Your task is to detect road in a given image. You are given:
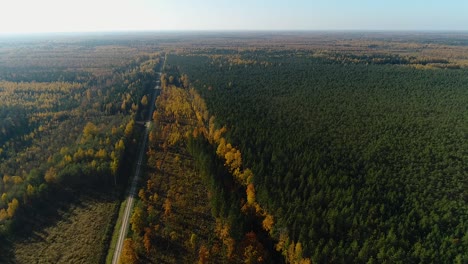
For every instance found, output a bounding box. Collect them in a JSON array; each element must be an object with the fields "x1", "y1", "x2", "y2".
[{"x1": 111, "y1": 59, "x2": 162, "y2": 264}]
